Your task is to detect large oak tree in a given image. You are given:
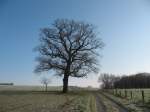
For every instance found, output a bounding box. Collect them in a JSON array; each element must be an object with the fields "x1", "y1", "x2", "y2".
[{"x1": 35, "y1": 19, "x2": 104, "y2": 93}]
